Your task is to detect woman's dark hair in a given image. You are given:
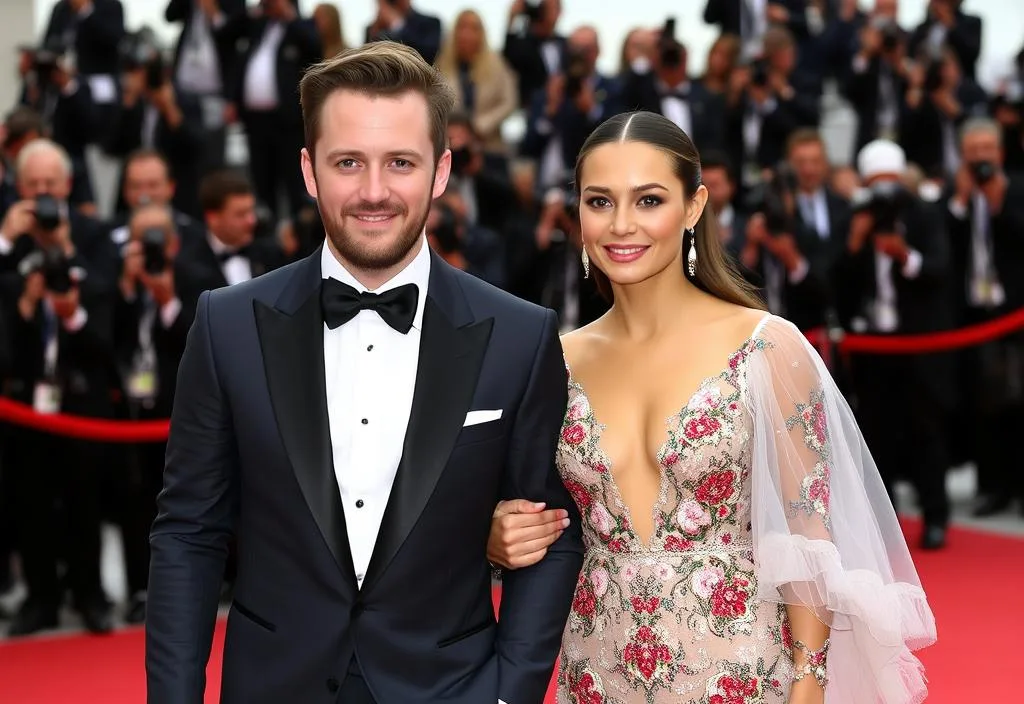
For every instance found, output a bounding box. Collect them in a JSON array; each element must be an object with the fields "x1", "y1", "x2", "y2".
[{"x1": 574, "y1": 111, "x2": 764, "y2": 309}]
